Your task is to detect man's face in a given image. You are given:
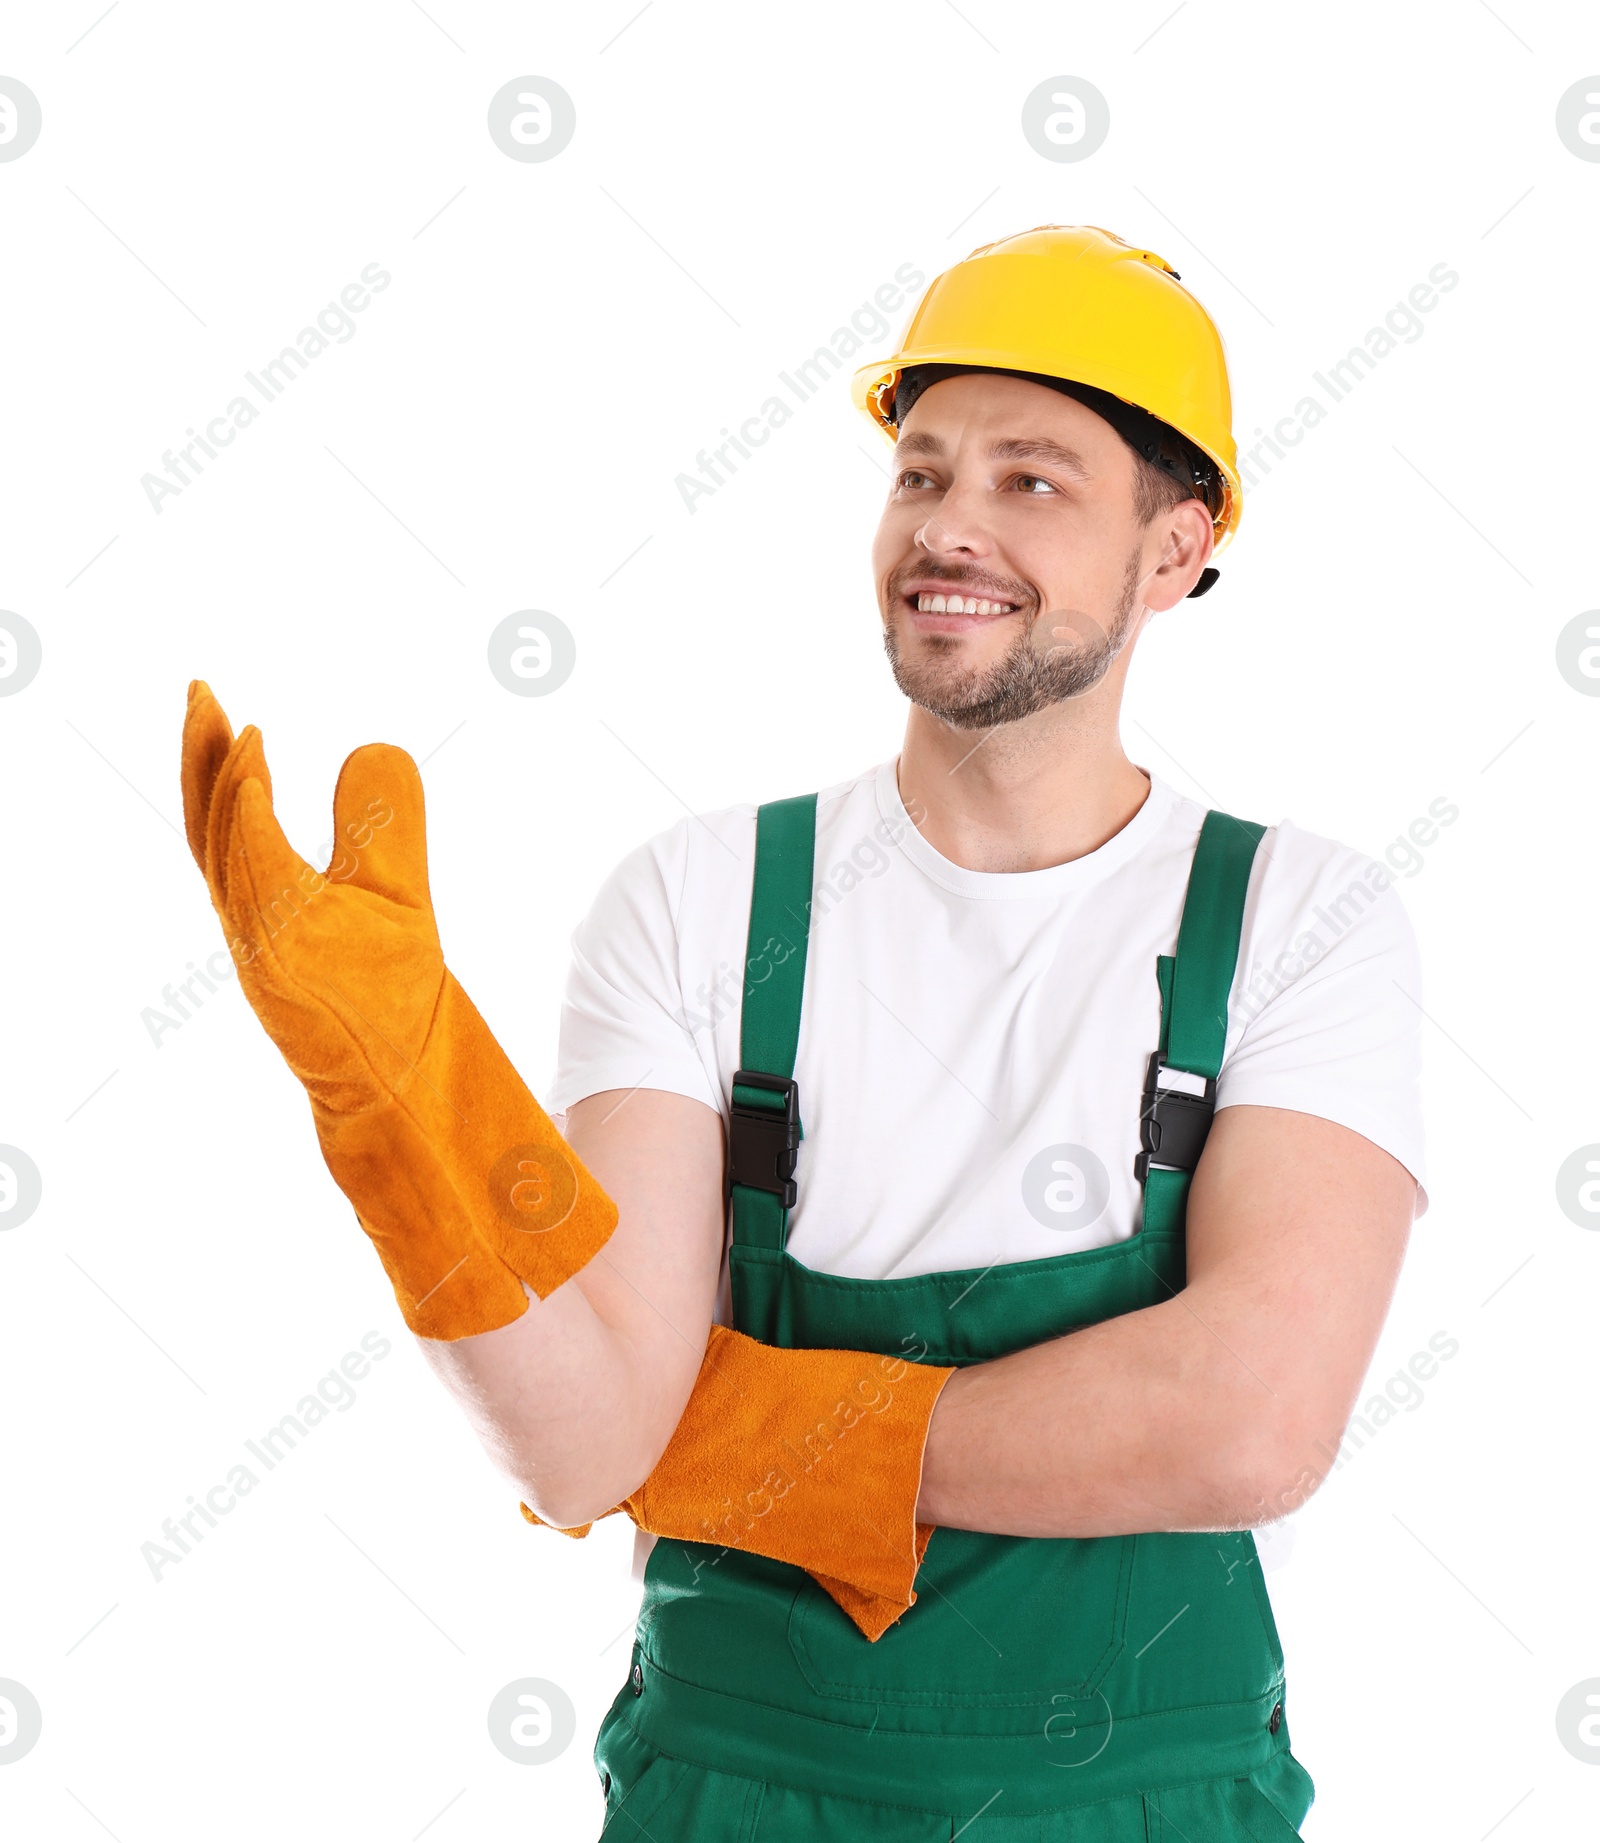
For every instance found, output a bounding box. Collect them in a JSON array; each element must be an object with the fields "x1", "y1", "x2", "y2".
[{"x1": 871, "y1": 372, "x2": 1162, "y2": 731}]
